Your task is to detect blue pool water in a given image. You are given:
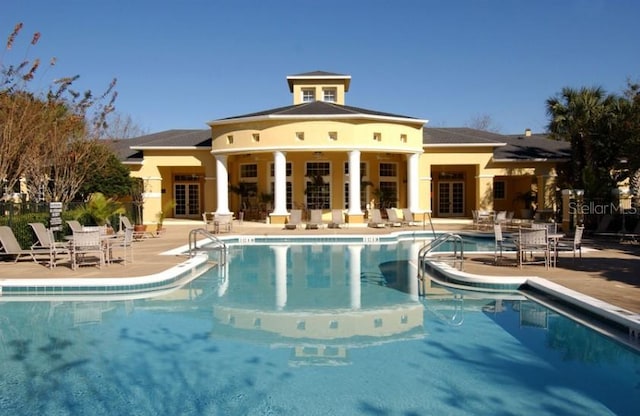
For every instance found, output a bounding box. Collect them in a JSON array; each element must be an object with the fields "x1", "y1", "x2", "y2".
[{"x1": 0, "y1": 240, "x2": 638, "y2": 415}]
